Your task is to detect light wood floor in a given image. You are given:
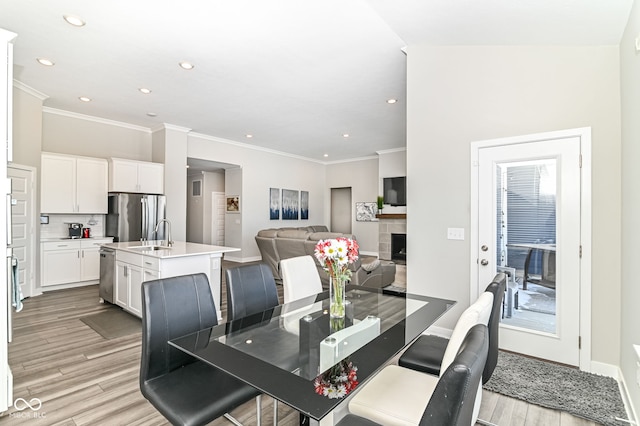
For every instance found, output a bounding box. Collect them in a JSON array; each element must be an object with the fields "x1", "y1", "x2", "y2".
[{"x1": 0, "y1": 272, "x2": 598, "y2": 425}]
